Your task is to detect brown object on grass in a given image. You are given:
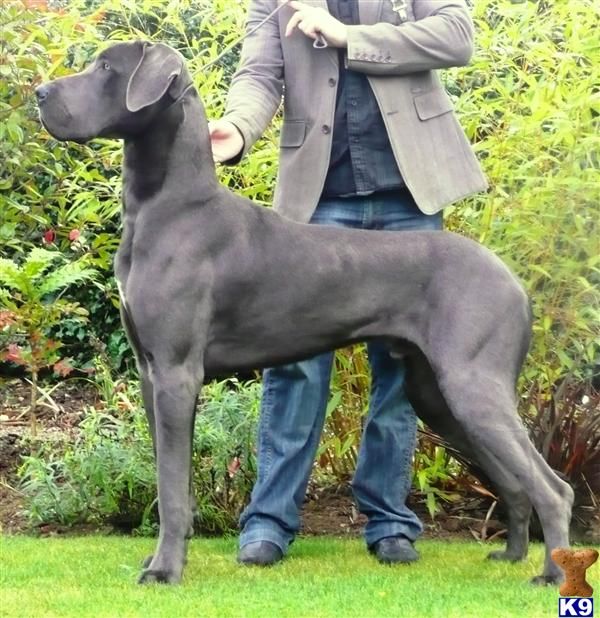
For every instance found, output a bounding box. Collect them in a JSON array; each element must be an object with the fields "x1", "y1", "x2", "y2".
[{"x1": 551, "y1": 547, "x2": 599, "y2": 597}]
